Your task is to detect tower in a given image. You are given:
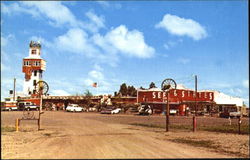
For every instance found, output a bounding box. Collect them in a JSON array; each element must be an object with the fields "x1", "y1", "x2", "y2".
[{"x1": 22, "y1": 41, "x2": 46, "y2": 96}]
